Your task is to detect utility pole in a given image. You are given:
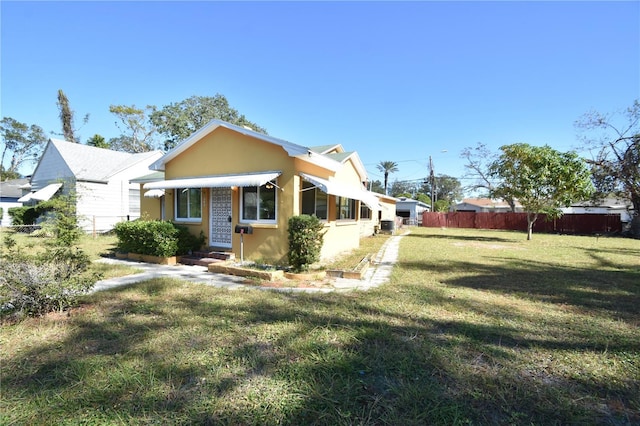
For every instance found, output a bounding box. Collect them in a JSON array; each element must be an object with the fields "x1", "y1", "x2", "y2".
[{"x1": 429, "y1": 155, "x2": 435, "y2": 211}]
